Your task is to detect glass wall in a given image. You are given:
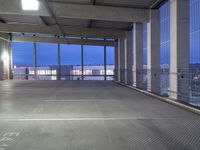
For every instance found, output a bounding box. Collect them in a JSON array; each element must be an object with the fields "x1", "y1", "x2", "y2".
[
  {"x1": 83, "y1": 45, "x2": 104, "y2": 80},
  {"x1": 12, "y1": 42, "x2": 34, "y2": 80},
  {"x1": 106, "y1": 46, "x2": 114, "y2": 80},
  {"x1": 12, "y1": 42, "x2": 114, "y2": 81},
  {"x1": 60, "y1": 44, "x2": 81, "y2": 80},
  {"x1": 189, "y1": 0, "x2": 200, "y2": 106},
  {"x1": 142, "y1": 23, "x2": 148, "y2": 90},
  {"x1": 143, "y1": 23, "x2": 147, "y2": 68},
  {"x1": 190, "y1": 0, "x2": 200, "y2": 64},
  {"x1": 35, "y1": 43, "x2": 58, "y2": 80},
  {"x1": 160, "y1": 1, "x2": 170, "y2": 67},
  {"x1": 160, "y1": 0, "x2": 170, "y2": 96},
  {"x1": 36, "y1": 43, "x2": 58, "y2": 67},
  {"x1": 12, "y1": 42, "x2": 34, "y2": 67}
]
